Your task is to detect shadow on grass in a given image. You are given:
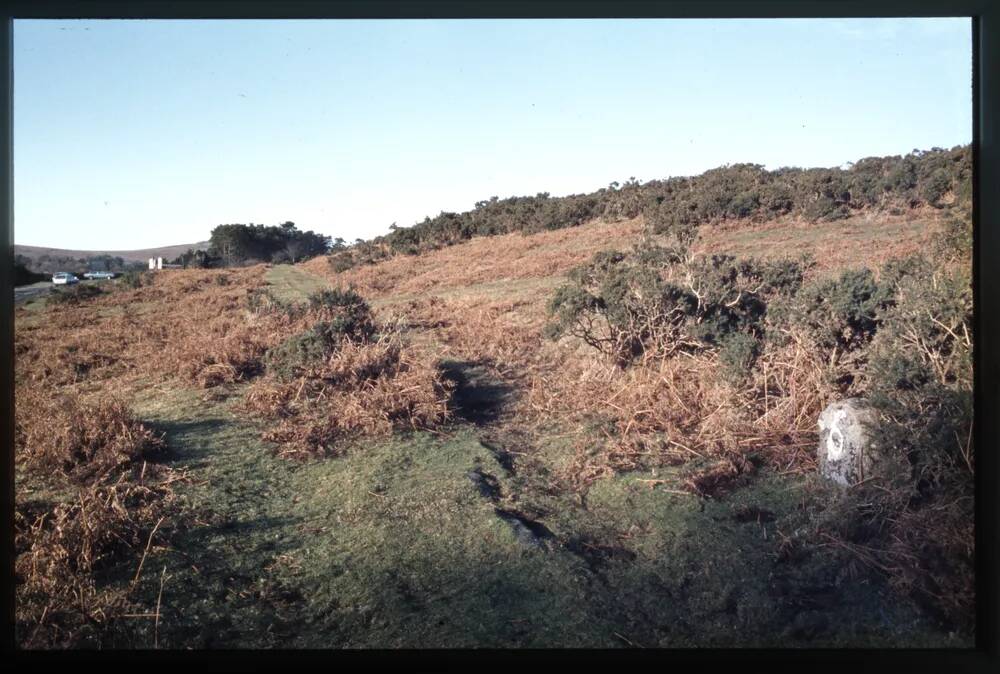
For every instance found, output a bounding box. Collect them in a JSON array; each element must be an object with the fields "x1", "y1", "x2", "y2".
[
  {"x1": 438, "y1": 359, "x2": 518, "y2": 426},
  {"x1": 128, "y1": 394, "x2": 964, "y2": 649}
]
